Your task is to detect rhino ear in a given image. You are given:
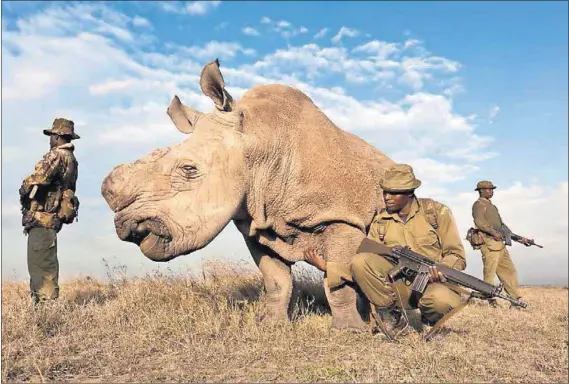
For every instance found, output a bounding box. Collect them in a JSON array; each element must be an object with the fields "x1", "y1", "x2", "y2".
[
  {"x1": 200, "y1": 58, "x2": 234, "y2": 112},
  {"x1": 167, "y1": 95, "x2": 203, "y2": 134}
]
